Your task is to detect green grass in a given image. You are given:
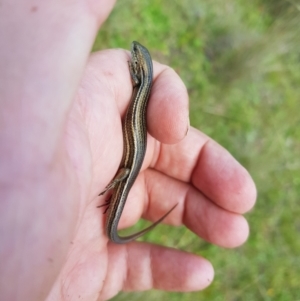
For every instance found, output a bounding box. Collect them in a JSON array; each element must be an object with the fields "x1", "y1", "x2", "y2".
[{"x1": 93, "y1": 0, "x2": 300, "y2": 300}]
